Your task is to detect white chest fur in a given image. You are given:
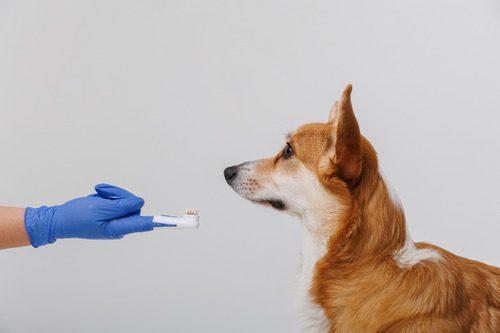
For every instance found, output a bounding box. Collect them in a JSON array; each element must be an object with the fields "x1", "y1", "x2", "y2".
[{"x1": 296, "y1": 223, "x2": 331, "y2": 333}]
